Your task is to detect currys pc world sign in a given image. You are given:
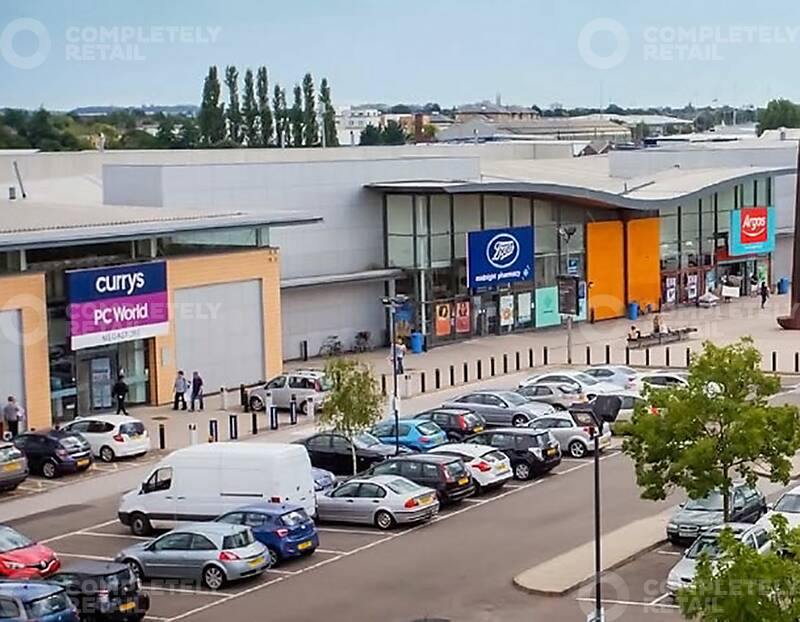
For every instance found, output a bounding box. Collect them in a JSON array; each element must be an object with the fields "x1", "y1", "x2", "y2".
[
  {"x1": 466, "y1": 226, "x2": 534, "y2": 289},
  {"x1": 67, "y1": 261, "x2": 169, "y2": 350},
  {"x1": 729, "y1": 207, "x2": 776, "y2": 256}
]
